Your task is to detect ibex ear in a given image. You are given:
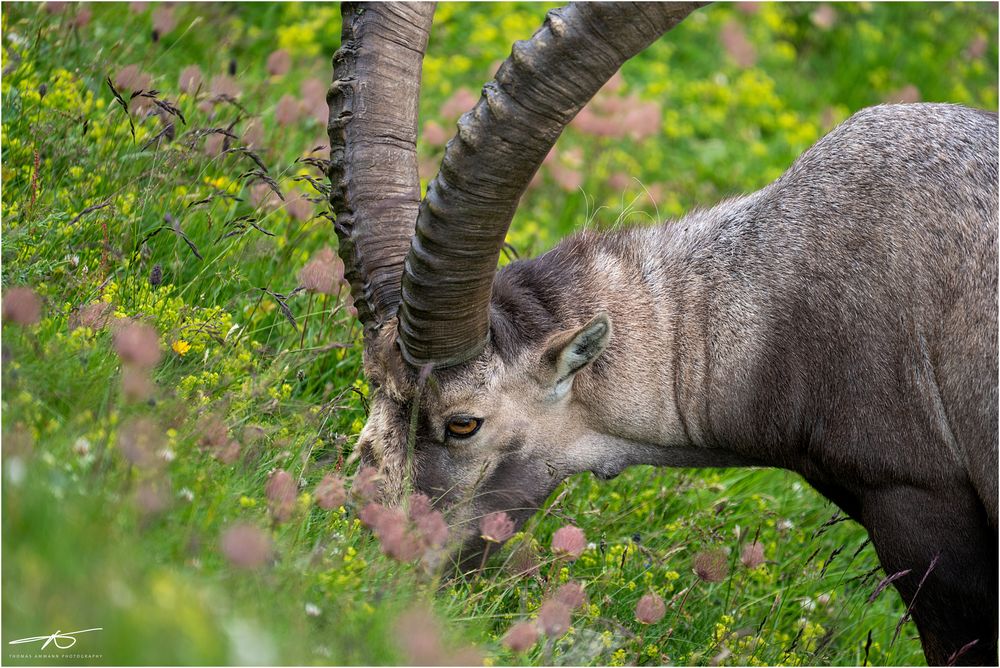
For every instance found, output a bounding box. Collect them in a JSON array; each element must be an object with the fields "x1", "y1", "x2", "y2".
[{"x1": 539, "y1": 313, "x2": 612, "y2": 399}]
